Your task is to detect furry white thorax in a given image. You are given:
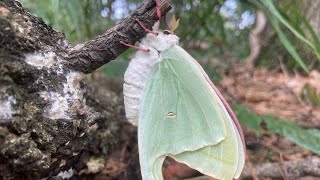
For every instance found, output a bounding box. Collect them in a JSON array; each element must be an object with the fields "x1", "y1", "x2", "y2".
[{"x1": 123, "y1": 29, "x2": 179, "y2": 126}]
